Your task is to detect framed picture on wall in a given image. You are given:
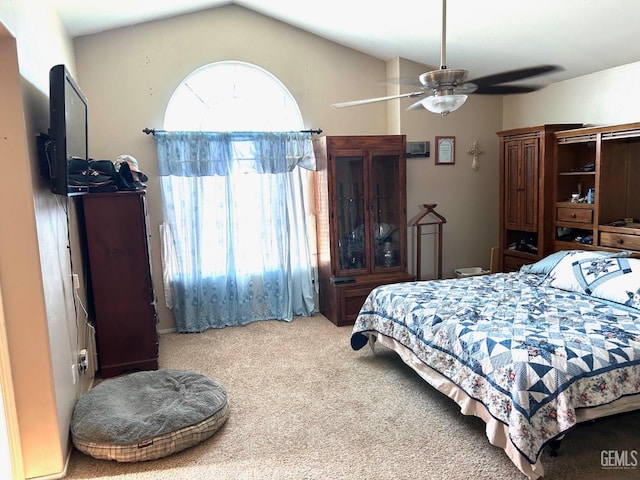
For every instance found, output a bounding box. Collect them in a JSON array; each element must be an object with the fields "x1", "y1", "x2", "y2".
[{"x1": 435, "y1": 136, "x2": 455, "y2": 165}]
